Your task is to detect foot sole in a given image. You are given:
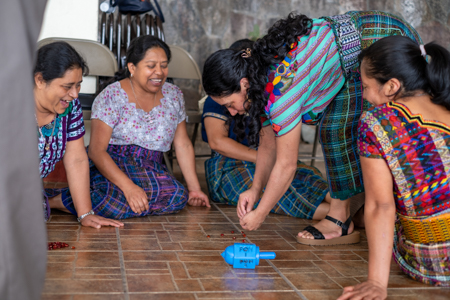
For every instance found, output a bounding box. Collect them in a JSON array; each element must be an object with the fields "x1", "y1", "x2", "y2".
[{"x1": 296, "y1": 231, "x2": 360, "y2": 246}]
